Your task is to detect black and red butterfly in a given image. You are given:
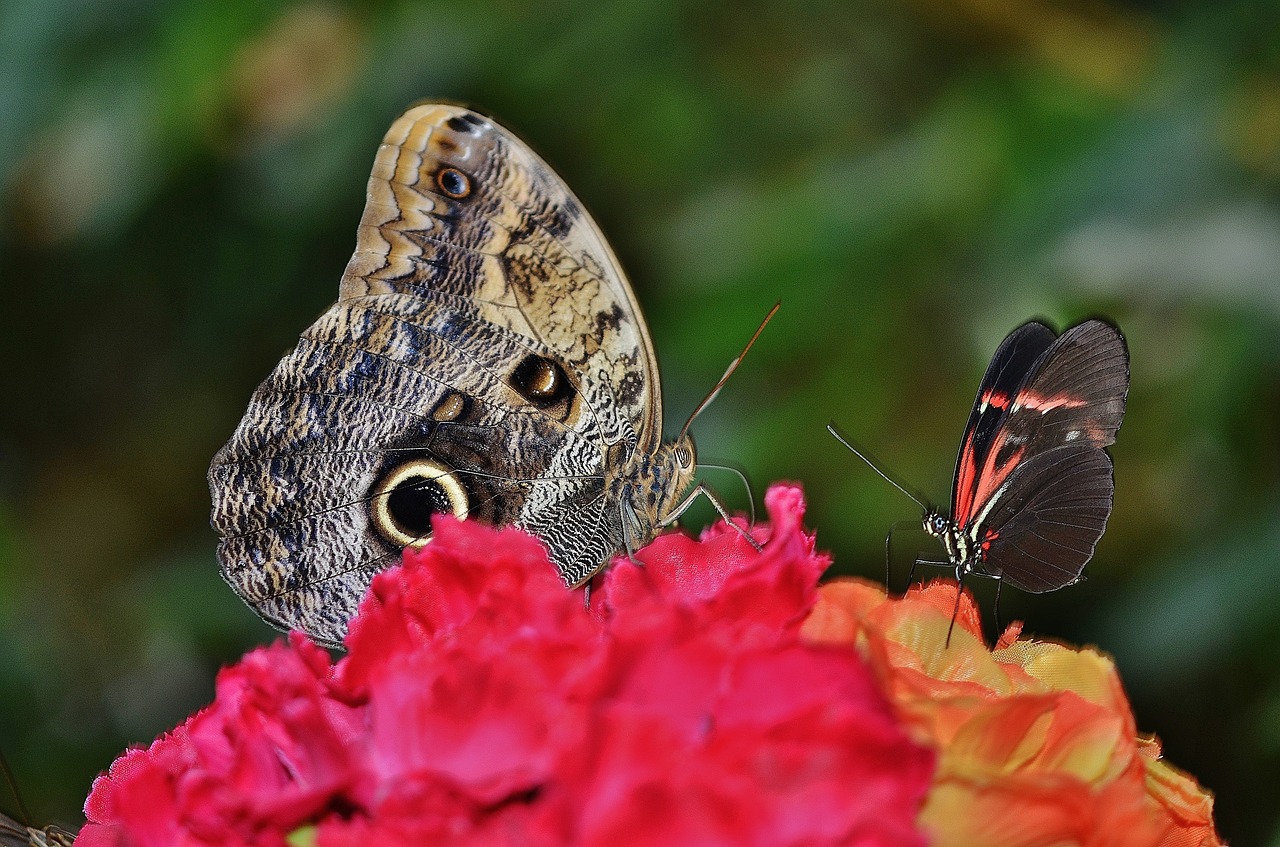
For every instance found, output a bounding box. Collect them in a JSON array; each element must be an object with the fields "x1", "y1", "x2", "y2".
[{"x1": 831, "y1": 318, "x2": 1129, "y2": 634}]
